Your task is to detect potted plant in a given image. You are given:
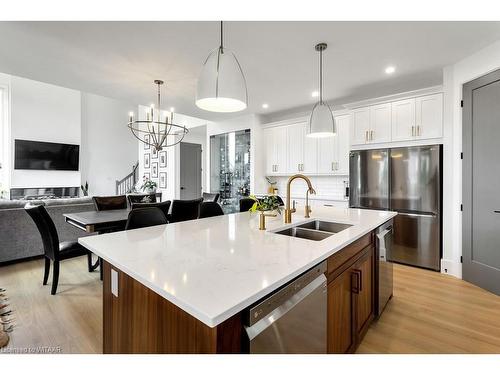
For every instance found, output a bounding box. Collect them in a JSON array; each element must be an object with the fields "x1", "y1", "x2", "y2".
[
  {"x1": 248, "y1": 195, "x2": 282, "y2": 230},
  {"x1": 141, "y1": 176, "x2": 157, "y2": 194}
]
